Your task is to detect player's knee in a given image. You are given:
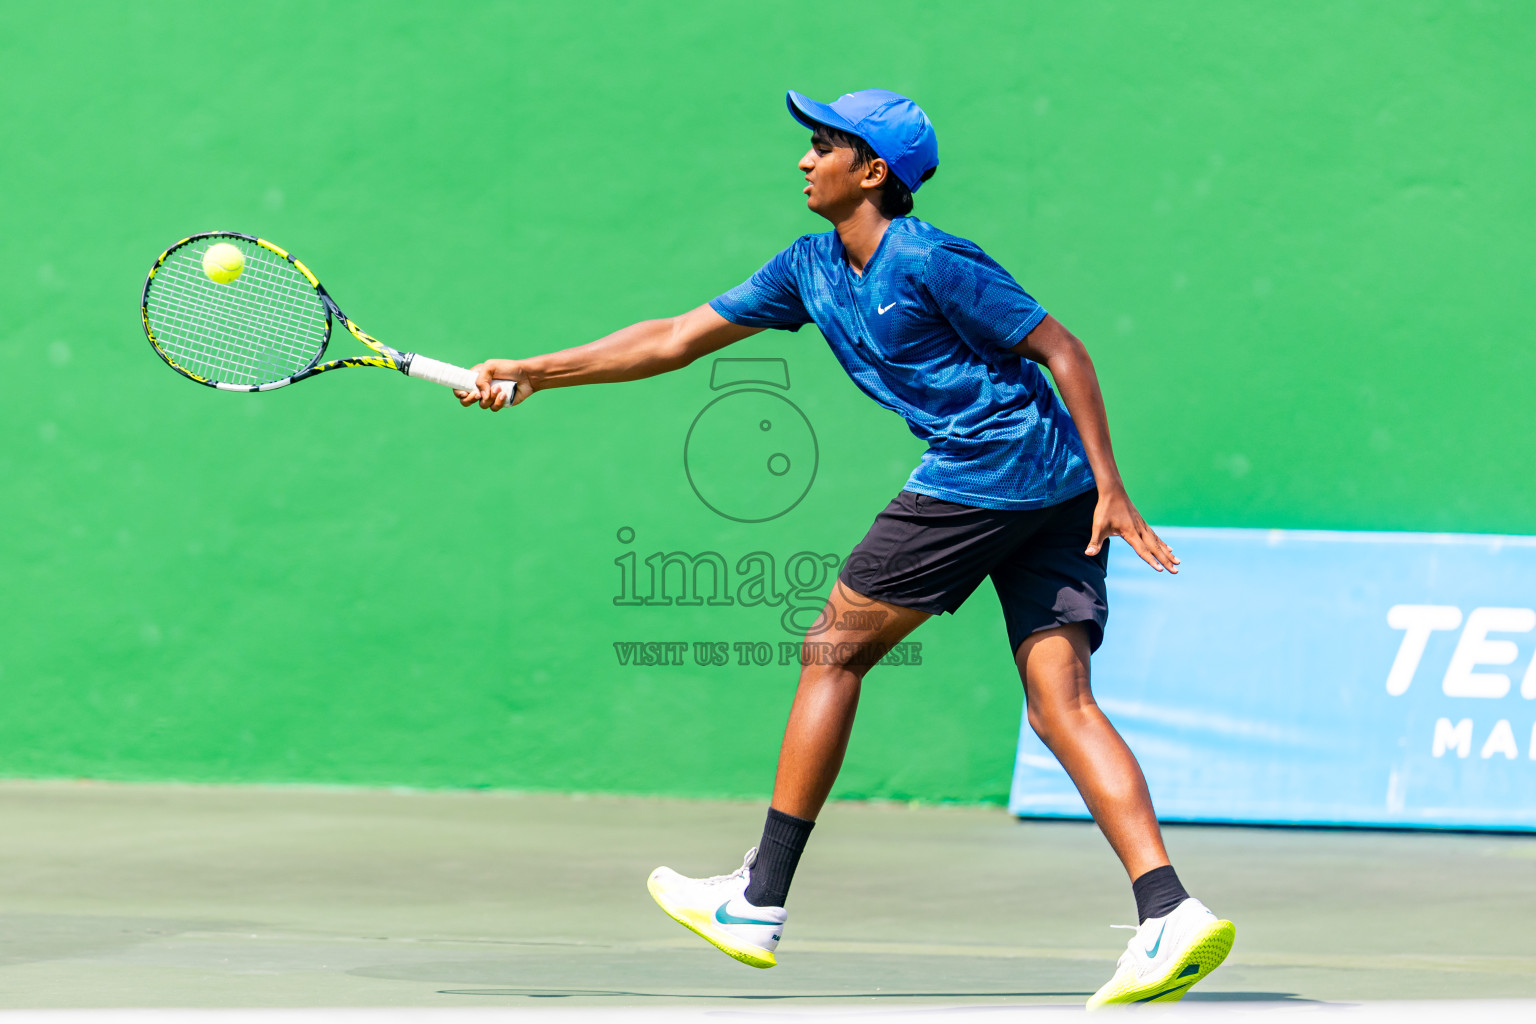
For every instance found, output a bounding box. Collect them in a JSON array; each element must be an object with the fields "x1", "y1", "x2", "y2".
[
  {"x1": 796, "y1": 637, "x2": 890, "y2": 675},
  {"x1": 795, "y1": 663, "x2": 863, "y2": 703},
  {"x1": 1027, "y1": 694, "x2": 1095, "y2": 741},
  {"x1": 1026, "y1": 702, "x2": 1056, "y2": 742}
]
